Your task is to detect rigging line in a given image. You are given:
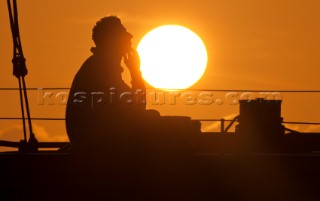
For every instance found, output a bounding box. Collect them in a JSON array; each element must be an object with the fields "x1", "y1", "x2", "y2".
[
  {"x1": 22, "y1": 77, "x2": 34, "y2": 136},
  {"x1": 153, "y1": 89, "x2": 320, "y2": 93},
  {"x1": 197, "y1": 120, "x2": 320, "y2": 125},
  {"x1": 0, "y1": 141, "x2": 69, "y2": 148},
  {"x1": 196, "y1": 119, "x2": 233, "y2": 122},
  {"x1": 0, "y1": 117, "x2": 65, "y2": 121},
  {"x1": 17, "y1": 77, "x2": 27, "y2": 141},
  {"x1": 12, "y1": 0, "x2": 23, "y2": 55},
  {"x1": 7, "y1": 0, "x2": 16, "y2": 56},
  {"x1": 7, "y1": 0, "x2": 36, "y2": 147},
  {"x1": 8, "y1": 0, "x2": 27, "y2": 142},
  {"x1": 1, "y1": 118, "x2": 320, "y2": 125},
  {"x1": 0, "y1": 88, "x2": 70, "y2": 90},
  {"x1": 1, "y1": 88, "x2": 320, "y2": 92},
  {"x1": 283, "y1": 122, "x2": 320, "y2": 125}
]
